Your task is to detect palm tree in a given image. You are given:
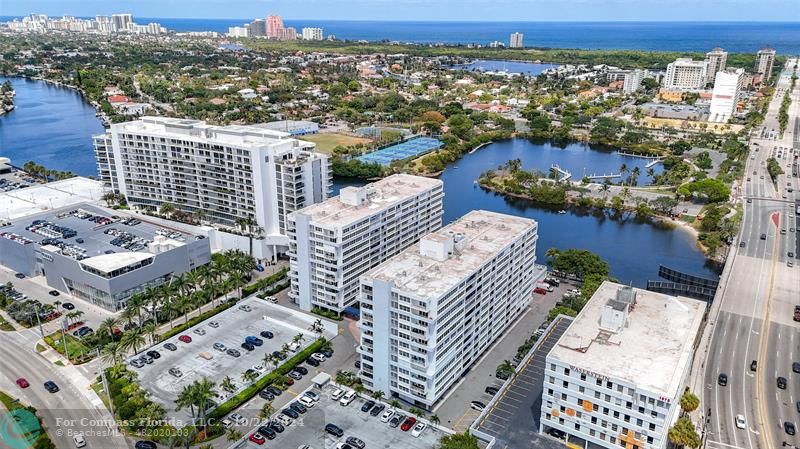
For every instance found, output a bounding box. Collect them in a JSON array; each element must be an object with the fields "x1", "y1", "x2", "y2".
[
  {"x1": 177, "y1": 296, "x2": 194, "y2": 325},
  {"x1": 126, "y1": 294, "x2": 145, "y2": 326},
  {"x1": 229, "y1": 270, "x2": 247, "y2": 300},
  {"x1": 193, "y1": 377, "x2": 216, "y2": 431},
  {"x1": 292, "y1": 333, "x2": 305, "y2": 345},
  {"x1": 98, "y1": 317, "x2": 120, "y2": 340},
  {"x1": 280, "y1": 343, "x2": 290, "y2": 356},
  {"x1": 630, "y1": 166, "x2": 641, "y2": 186},
  {"x1": 258, "y1": 401, "x2": 274, "y2": 420},
  {"x1": 241, "y1": 370, "x2": 259, "y2": 385},
  {"x1": 619, "y1": 163, "x2": 628, "y2": 181},
  {"x1": 100, "y1": 341, "x2": 123, "y2": 367},
  {"x1": 142, "y1": 321, "x2": 159, "y2": 346},
  {"x1": 267, "y1": 353, "x2": 281, "y2": 371},
  {"x1": 429, "y1": 414, "x2": 440, "y2": 427},
  {"x1": 159, "y1": 202, "x2": 176, "y2": 217},
  {"x1": 175, "y1": 383, "x2": 199, "y2": 418},
  {"x1": 409, "y1": 407, "x2": 424, "y2": 418},
  {"x1": 221, "y1": 376, "x2": 236, "y2": 394},
  {"x1": 601, "y1": 181, "x2": 611, "y2": 197},
  {"x1": 120, "y1": 328, "x2": 146, "y2": 355},
  {"x1": 371, "y1": 390, "x2": 385, "y2": 401},
  {"x1": 354, "y1": 384, "x2": 366, "y2": 396},
  {"x1": 390, "y1": 399, "x2": 401, "y2": 409}
]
